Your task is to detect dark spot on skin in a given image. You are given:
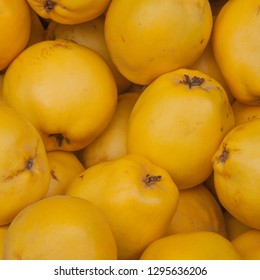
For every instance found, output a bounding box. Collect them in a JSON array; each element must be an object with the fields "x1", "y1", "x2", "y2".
[
  {"x1": 218, "y1": 145, "x2": 229, "y2": 163},
  {"x1": 25, "y1": 157, "x2": 34, "y2": 171},
  {"x1": 50, "y1": 169, "x2": 59, "y2": 181}
]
